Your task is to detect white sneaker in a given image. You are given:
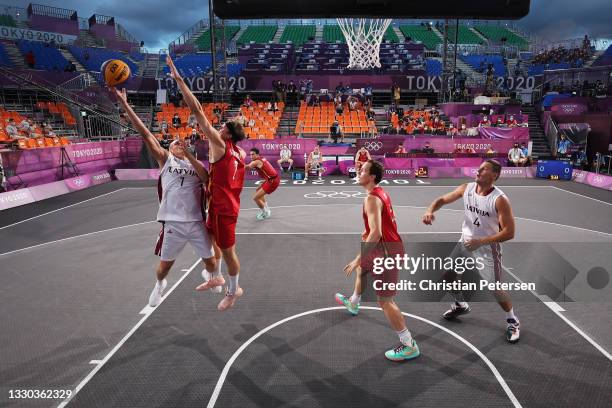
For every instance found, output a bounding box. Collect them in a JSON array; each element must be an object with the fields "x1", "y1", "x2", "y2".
[
  {"x1": 263, "y1": 208, "x2": 271, "y2": 218},
  {"x1": 201, "y1": 270, "x2": 223, "y2": 293},
  {"x1": 148, "y1": 279, "x2": 167, "y2": 307}
]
